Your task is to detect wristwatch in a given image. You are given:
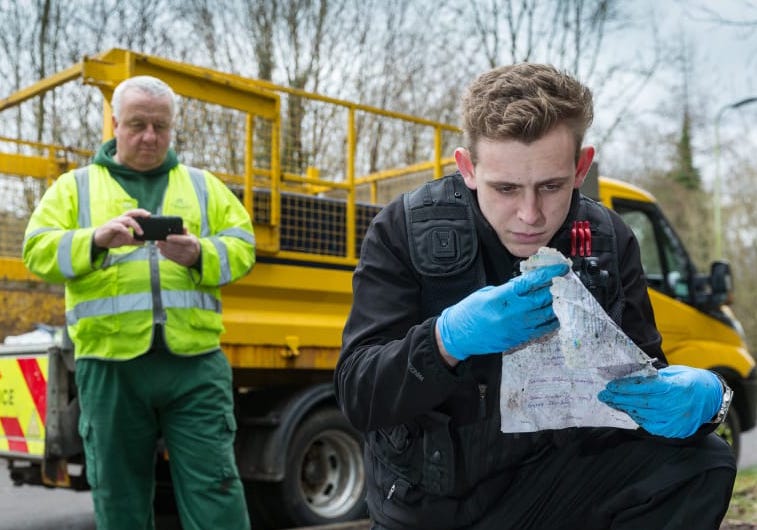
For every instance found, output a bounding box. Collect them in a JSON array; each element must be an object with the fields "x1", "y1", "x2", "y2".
[{"x1": 710, "y1": 375, "x2": 733, "y2": 424}]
